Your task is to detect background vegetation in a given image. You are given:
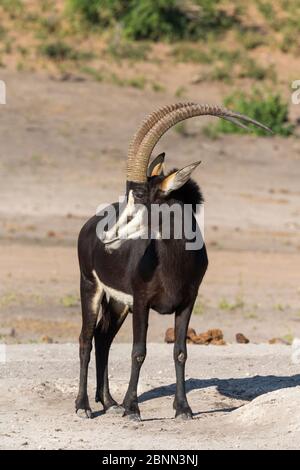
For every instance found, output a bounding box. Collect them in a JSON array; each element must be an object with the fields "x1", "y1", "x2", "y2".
[{"x1": 0, "y1": 0, "x2": 299, "y2": 136}]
